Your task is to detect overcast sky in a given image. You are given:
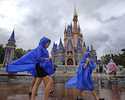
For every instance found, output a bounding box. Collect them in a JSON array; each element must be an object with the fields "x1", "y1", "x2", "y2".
[{"x1": 0, "y1": 0, "x2": 125, "y2": 58}]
